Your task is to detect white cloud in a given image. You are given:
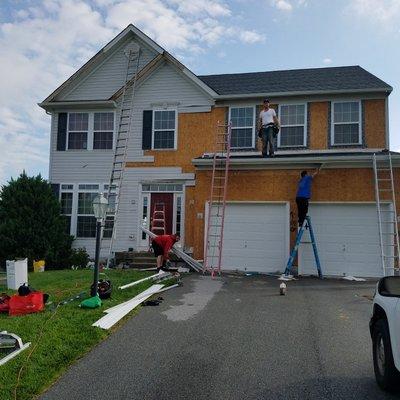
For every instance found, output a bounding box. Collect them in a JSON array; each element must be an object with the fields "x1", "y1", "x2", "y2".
[
  {"x1": 239, "y1": 30, "x2": 266, "y2": 44},
  {"x1": 0, "y1": 0, "x2": 264, "y2": 184},
  {"x1": 323, "y1": 58, "x2": 332, "y2": 65},
  {"x1": 346, "y1": 0, "x2": 400, "y2": 26},
  {"x1": 270, "y1": 0, "x2": 308, "y2": 12},
  {"x1": 271, "y1": 0, "x2": 293, "y2": 11}
]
